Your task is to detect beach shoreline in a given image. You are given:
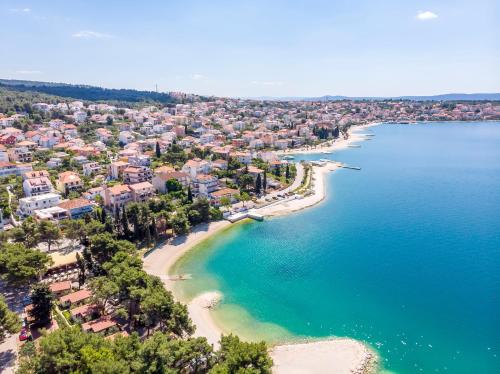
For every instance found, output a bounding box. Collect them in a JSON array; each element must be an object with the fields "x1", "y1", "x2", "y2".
[
  {"x1": 143, "y1": 122, "x2": 380, "y2": 372},
  {"x1": 276, "y1": 122, "x2": 380, "y2": 155}
]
